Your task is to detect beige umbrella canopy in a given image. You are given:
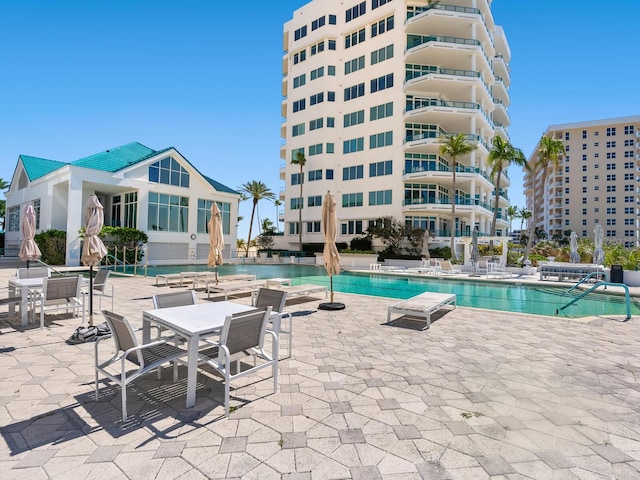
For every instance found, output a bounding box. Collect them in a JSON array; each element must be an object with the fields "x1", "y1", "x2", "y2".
[
  {"x1": 207, "y1": 202, "x2": 225, "y2": 284},
  {"x1": 319, "y1": 191, "x2": 344, "y2": 310},
  {"x1": 19, "y1": 204, "x2": 41, "y2": 266},
  {"x1": 82, "y1": 195, "x2": 108, "y2": 324}
]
